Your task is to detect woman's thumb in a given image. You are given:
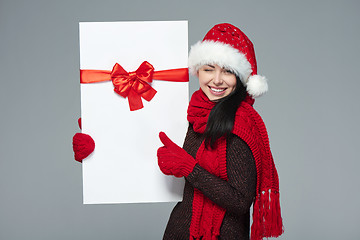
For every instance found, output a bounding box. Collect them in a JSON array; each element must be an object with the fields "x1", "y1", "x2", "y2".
[{"x1": 159, "y1": 132, "x2": 175, "y2": 147}]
